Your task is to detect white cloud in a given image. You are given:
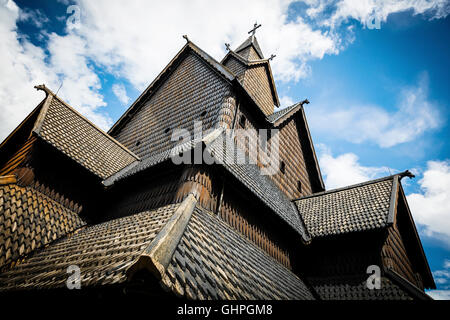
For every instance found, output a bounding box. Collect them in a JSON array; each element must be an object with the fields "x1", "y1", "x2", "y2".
[
  {"x1": 427, "y1": 259, "x2": 450, "y2": 300},
  {"x1": 308, "y1": 73, "x2": 441, "y2": 148},
  {"x1": 407, "y1": 160, "x2": 450, "y2": 246},
  {"x1": 279, "y1": 95, "x2": 295, "y2": 108},
  {"x1": 70, "y1": 0, "x2": 340, "y2": 87},
  {"x1": 316, "y1": 0, "x2": 450, "y2": 28},
  {"x1": 1, "y1": 0, "x2": 448, "y2": 141},
  {"x1": 112, "y1": 83, "x2": 130, "y2": 105},
  {"x1": 428, "y1": 289, "x2": 450, "y2": 300},
  {"x1": 18, "y1": 7, "x2": 49, "y2": 28},
  {"x1": 318, "y1": 144, "x2": 391, "y2": 189},
  {"x1": 0, "y1": 0, "x2": 112, "y2": 141}
]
